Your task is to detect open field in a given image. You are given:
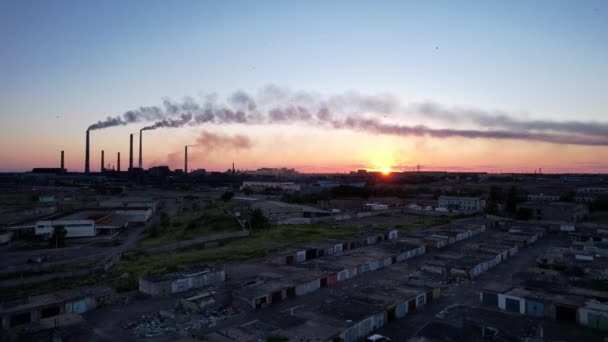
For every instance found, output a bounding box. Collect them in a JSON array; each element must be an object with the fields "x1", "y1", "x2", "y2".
[
  {"x1": 136, "y1": 204, "x2": 242, "y2": 250},
  {"x1": 1, "y1": 212, "x2": 451, "y2": 300}
]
